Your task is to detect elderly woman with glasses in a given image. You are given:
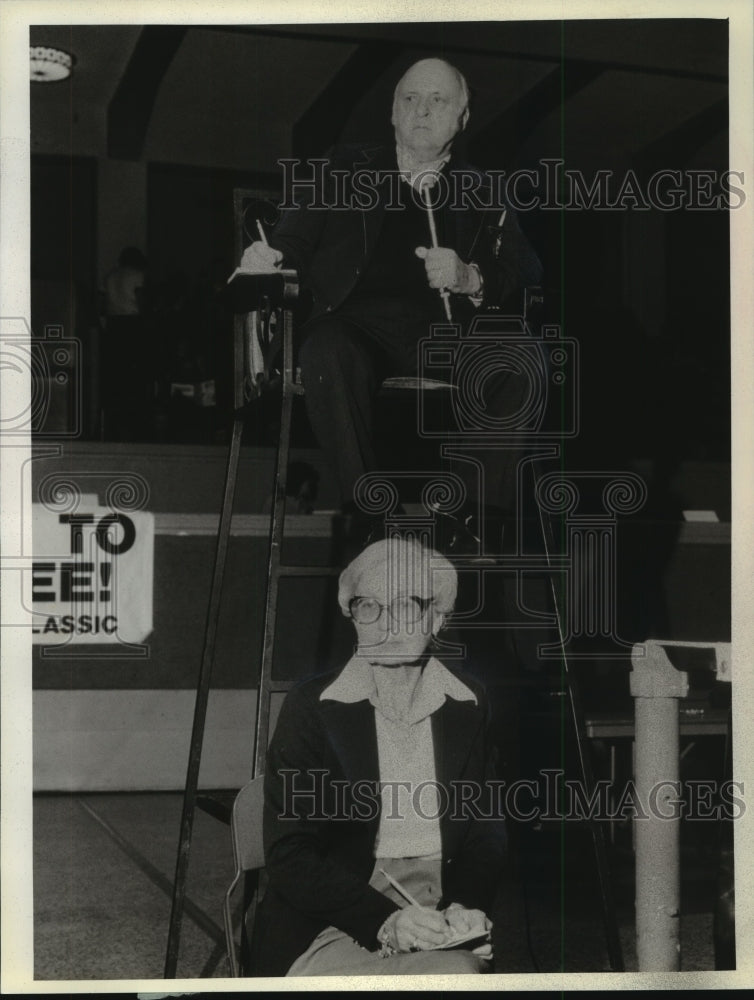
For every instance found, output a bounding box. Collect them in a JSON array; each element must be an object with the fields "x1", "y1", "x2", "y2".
[{"x1": 251, "y1": 537, "x2": 506, "y2": 977}]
